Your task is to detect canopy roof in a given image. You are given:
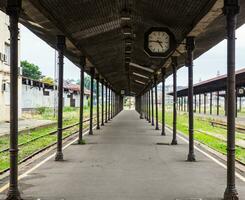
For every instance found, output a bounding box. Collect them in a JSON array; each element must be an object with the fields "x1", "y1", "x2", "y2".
[
  {"x1": 1, "y1": 0, "x2": 245, "y2": 95},
  {"x1": 168, "y1": 68, "x2": 245, "y2": 97}
]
